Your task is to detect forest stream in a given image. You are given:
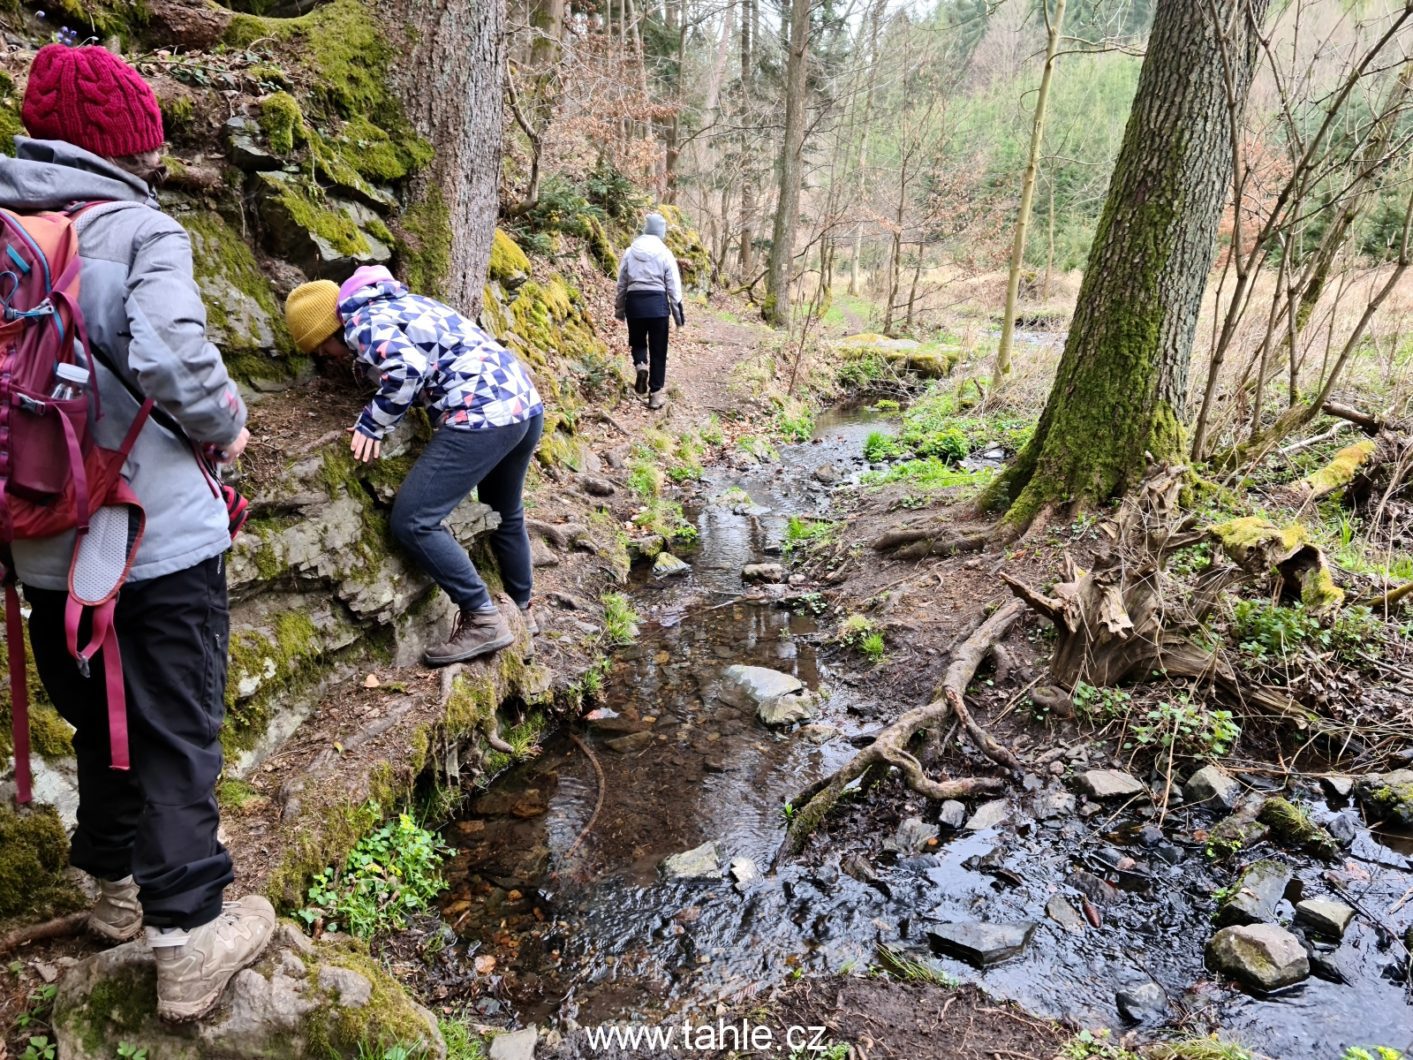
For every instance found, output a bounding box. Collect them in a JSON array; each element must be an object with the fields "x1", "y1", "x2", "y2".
[{"x1": 435, "y1": 409, "x2": 1413, "y2": 1058}]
